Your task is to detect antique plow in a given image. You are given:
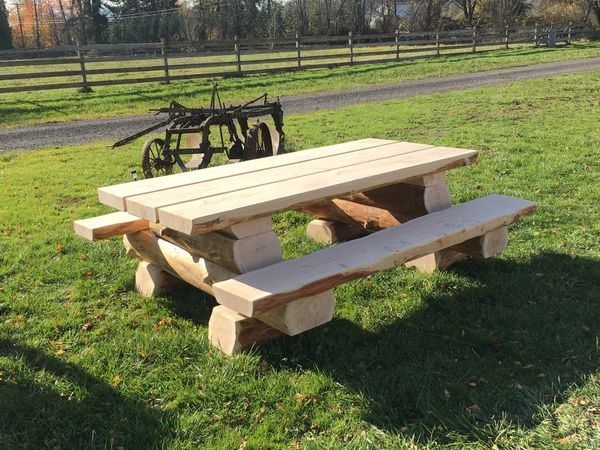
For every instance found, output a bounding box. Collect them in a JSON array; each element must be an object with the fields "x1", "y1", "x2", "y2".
[{"x1": 113, "y1": 85, "x2": 285, "y2": 178}]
